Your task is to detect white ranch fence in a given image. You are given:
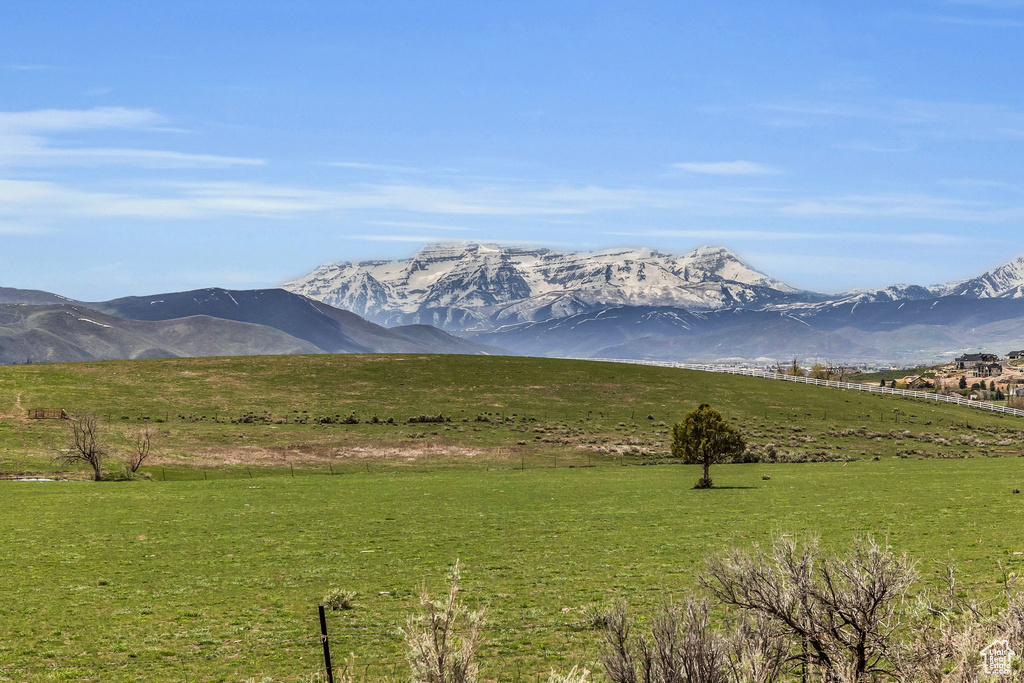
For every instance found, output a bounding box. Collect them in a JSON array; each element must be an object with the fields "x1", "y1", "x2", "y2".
[{"x1": 579, "y1": 357, "x2": 1024, "y2": 419}]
